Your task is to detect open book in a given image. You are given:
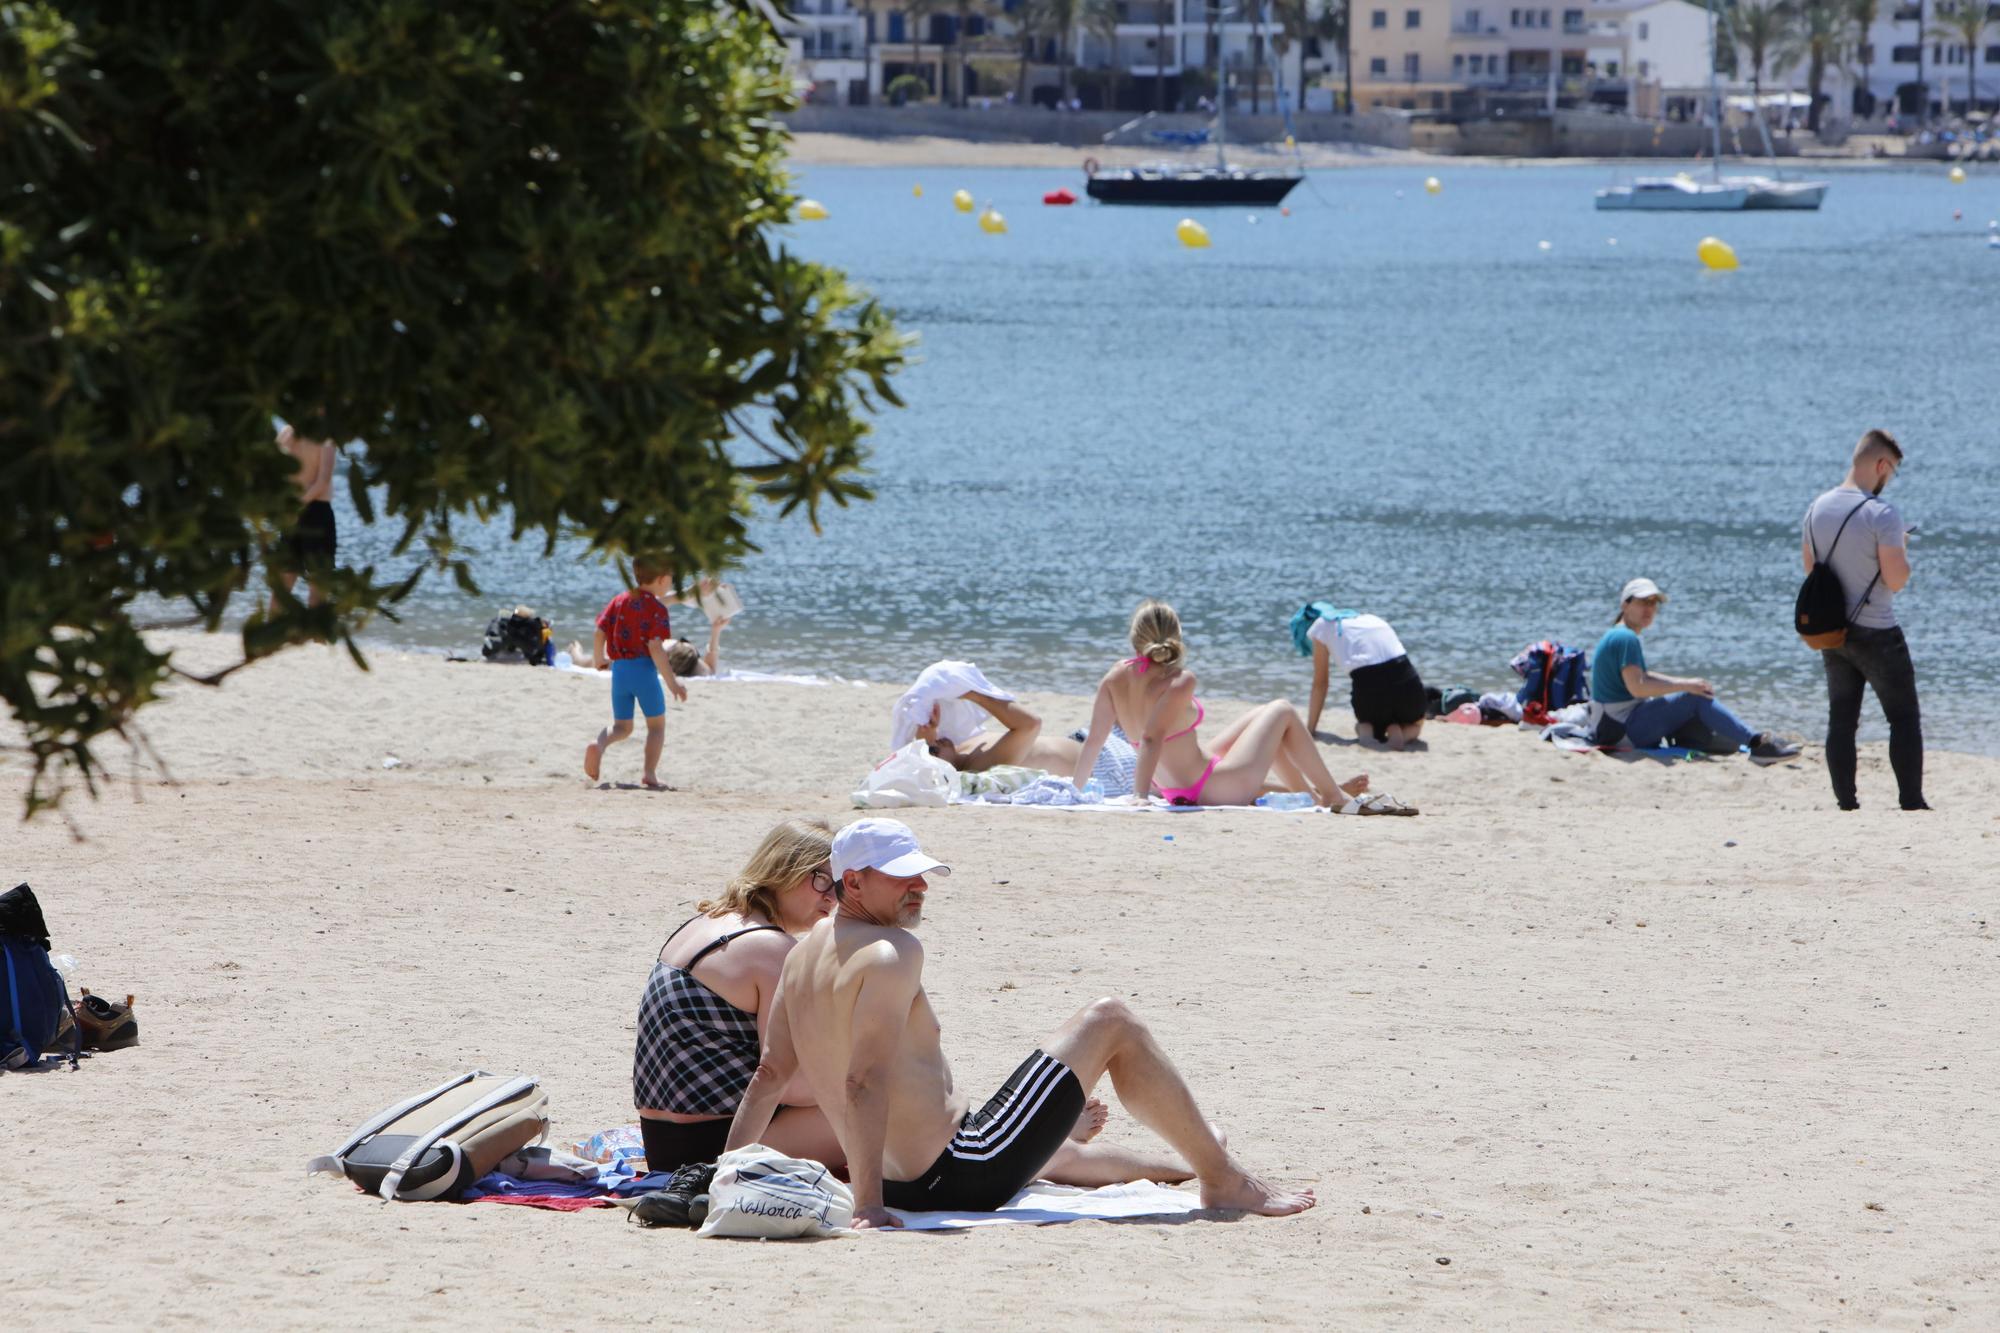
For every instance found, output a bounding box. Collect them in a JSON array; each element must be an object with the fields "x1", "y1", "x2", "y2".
[{"x1": 696, "y1": 581, "x2": 743, "y2": 623}]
